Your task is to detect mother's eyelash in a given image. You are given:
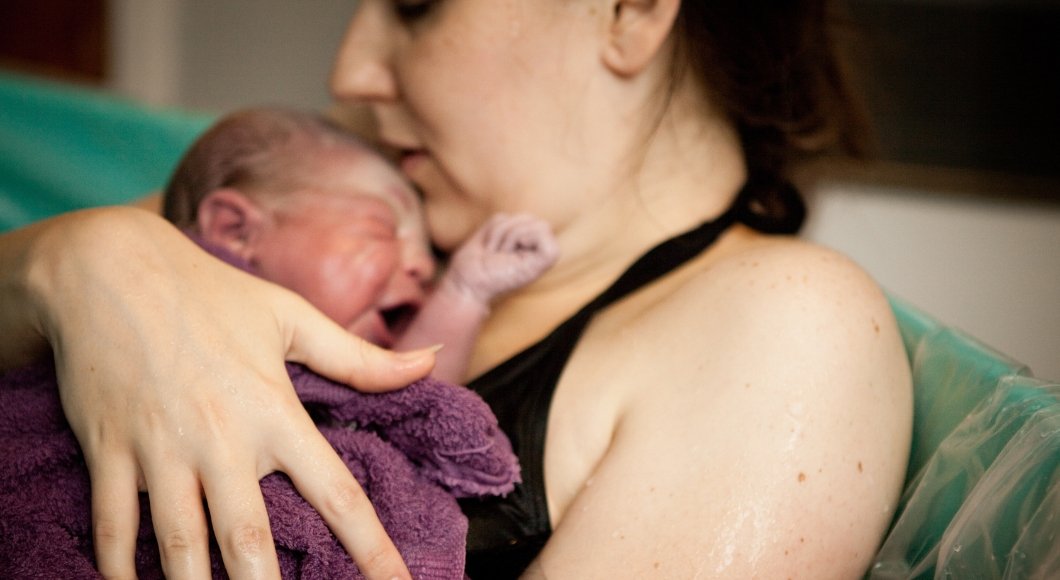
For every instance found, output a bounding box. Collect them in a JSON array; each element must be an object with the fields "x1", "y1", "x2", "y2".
[{"x1": 393, "y1": 0, "x2": 438, "y2": 23}]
